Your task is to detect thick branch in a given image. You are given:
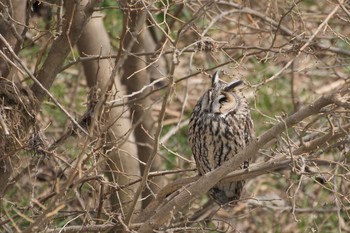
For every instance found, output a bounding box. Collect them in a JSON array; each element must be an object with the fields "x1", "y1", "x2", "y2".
[
  {"x1": 31, "y1": 0, "x2": 99, "y2": 104},
  {"x1": 45, "y1": 224, "x2": 115, "y2": 233},
  {"x1": 137, "y1": 93, "x2": 338, "y2": 232}
]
